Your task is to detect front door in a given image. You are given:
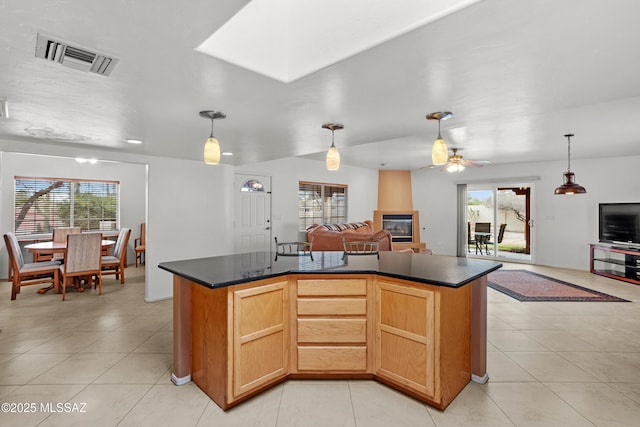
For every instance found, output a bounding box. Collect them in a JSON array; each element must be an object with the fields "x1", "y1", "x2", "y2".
[{"x1": 234, "y1": 173, "x2": 271, "y2": 253}]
